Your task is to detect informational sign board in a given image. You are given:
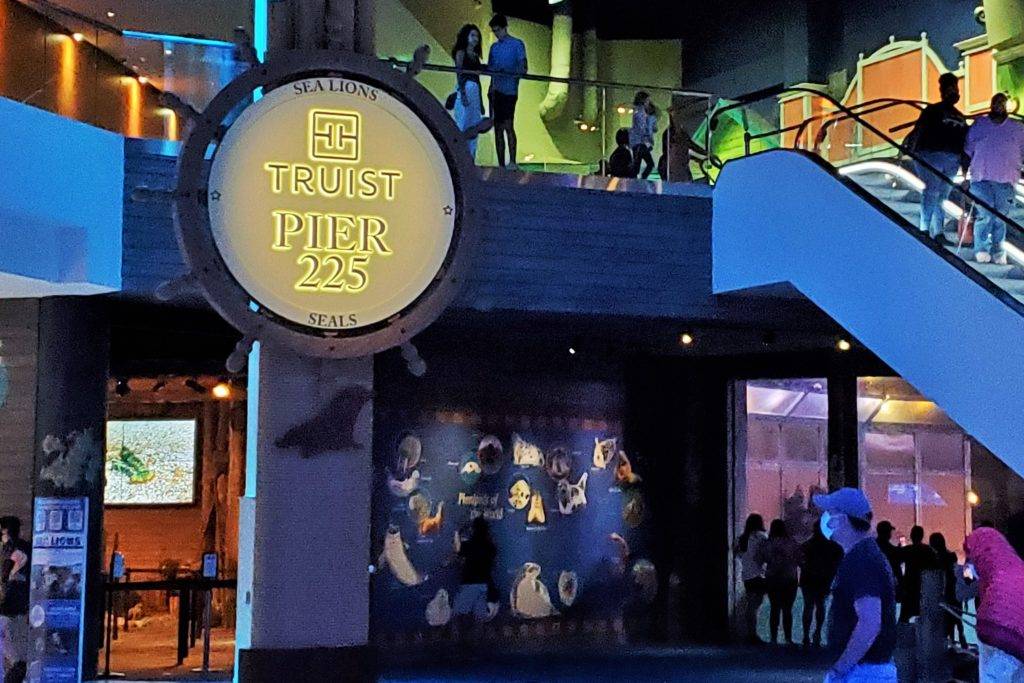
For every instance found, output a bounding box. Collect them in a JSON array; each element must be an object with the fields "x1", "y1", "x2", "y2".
[
  {"x1": 111, "y1": 552, "x2": 125, "y2": 581},
  {"x1": 28, "y1": 497, "x2": 88, "y2": 683},
  {"x1": 174, "y1": 53, "x2": 479, "y2": 358}
]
